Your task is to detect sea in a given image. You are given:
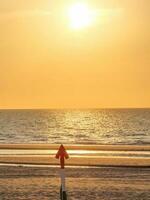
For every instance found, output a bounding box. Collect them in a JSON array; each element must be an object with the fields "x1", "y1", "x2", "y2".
[{"x1": 0, "y1": 108, "x2": 150, "y2": 145}]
